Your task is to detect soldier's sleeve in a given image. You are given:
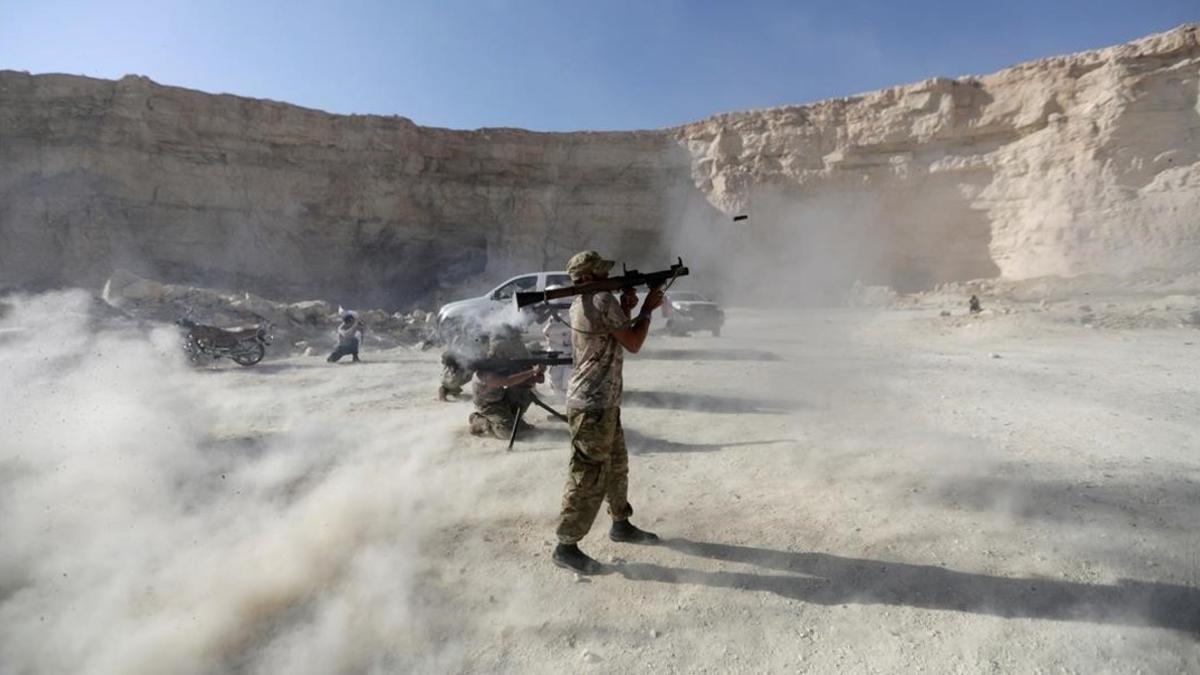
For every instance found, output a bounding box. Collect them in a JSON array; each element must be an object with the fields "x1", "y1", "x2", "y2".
[
  {"x1": 569, "y1": 300, "x2": 588, "y2": 333},
  {"x1": 595, "y1": 293, "x2": 628, "y2": 331}
]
